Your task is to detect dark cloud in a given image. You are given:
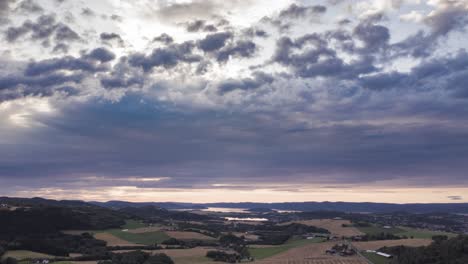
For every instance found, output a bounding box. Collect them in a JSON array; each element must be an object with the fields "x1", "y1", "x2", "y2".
[
  {"x1": 218, "y1": 72, "x2": 273, "y2": 94},
  {"x1": 279, "y1": 4, "x2": 327, "y2": 19},
  {"x1": 100, "y1": 32, "x2": 124, "y2": 46},
  {"x1": 86, "y1": 47, "x2": 116, "y2": 63},
  {"x1": 129, "y1": 41, "x2": 202, "y2": 71},
  {"x1": 0, "y1": 72, "x2": 82, "y2": 101},
  {"x1": 52, "y1": 43, "x2": 69, "y2": 54},
  {"x1": 272, "y1": 34, "x2": 375, "y2": 78},
  {"x1": 152, "y1": 33, "x2": 173, "y2": 45},
  {"x1": 216, "y1": 40, "x2": 256, "y2": 62},
  {"x1": 353, "y1": 20, "x2": 390, "y2": 52},
  {"x1": 197, "y1": 32, "x2": 232, "y2": 52},
  {"x1": 5, "y1": 14, "x2": 80, "y2": 48},
  {"x1": 358, "y1": 50, "x2": 468, "y2": 94},
  {"x1": 21, "y1": 48, "x2": 112, "y2": 77},
  {"x1": 185, "y1": 20, "x2": 217, "y2": 32}
]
